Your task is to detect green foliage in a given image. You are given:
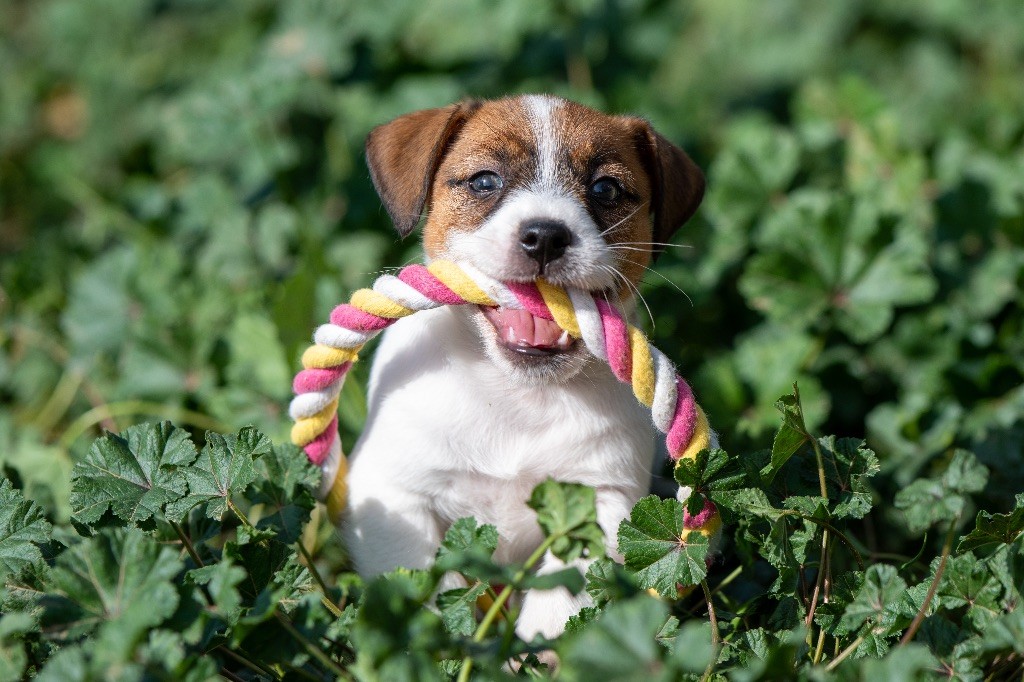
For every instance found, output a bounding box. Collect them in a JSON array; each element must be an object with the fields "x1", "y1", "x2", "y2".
[
  {"x1": 2, "y1": 0, "x2": 1024, "y2": 678},
  {"x1": 1, "y1": 390, "x2": 1021, "y2": 678},
  {"x1": 617, "y1": 496, "x2": 710, "y2": 594}
]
